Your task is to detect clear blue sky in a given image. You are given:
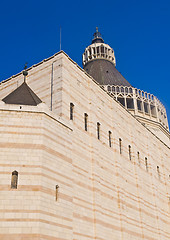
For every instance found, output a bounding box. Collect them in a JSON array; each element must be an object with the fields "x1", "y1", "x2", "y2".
[{"x1": 0, "y1": 0, "x2": 170, "y2": 125}]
